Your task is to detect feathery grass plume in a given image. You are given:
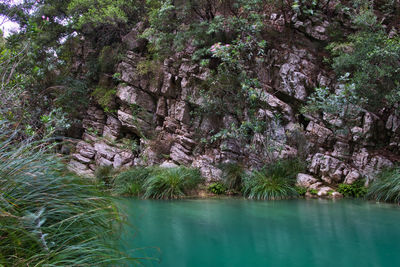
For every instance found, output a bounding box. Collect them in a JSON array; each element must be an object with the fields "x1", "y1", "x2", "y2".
[
  {"x1": 243, "y1": 159, "x2": 305, "y2": 200},
  {"x1": 143, "y1": 167, "x2": 202, "y2": 199},
  {"x1": 111, "y1": 166, "x2": 156, "y2": 196},
  {"x1": 367, "y1": 168, "x2": 400, "y2": 203},
  {"x1": 0, "y1": 121, "x2": 138, "y2": 266}
]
